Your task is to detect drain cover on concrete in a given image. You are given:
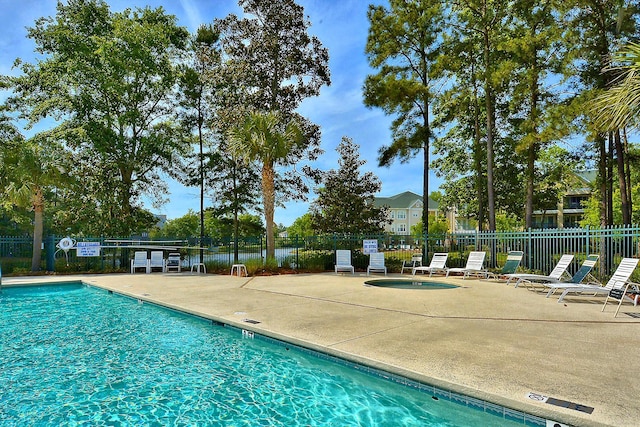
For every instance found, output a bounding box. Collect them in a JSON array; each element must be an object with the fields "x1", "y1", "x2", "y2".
[{"x1": 527, "y1": 392, "x2": 594, "y2": 414}]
